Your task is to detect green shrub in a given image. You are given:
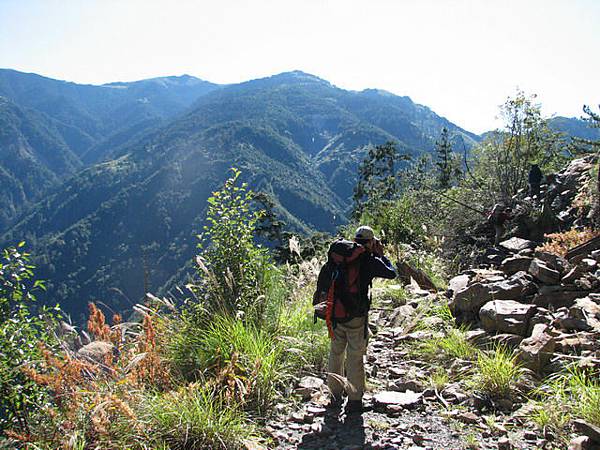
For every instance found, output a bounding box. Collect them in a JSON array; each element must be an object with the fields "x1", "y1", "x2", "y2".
[
  {"x1": 473, "y1": 346, "x2": 522, "y2": 399},
  {"x1": 417, "y1": 327, "x2": 477, "y2": 361},
  {"x1": 360, "y1": 195, "x2": 426, "y2": 261},
  {"x1": 194, "y1": 168, "x2": 273, "y2": 325},
  {"x1": 533, "y1": 367, "x2": 600, "y2": 427},
  {"x1": 167, "y1": 314, "x2": 283, "y2": 413},
  {"x1": 426, "y1": 299, "x2": 454, "y2": 324},
  {"x1": 428, "y1": 367, "x2": 450, "y2": 391},
  {"x1": 375, "y1": 282, "x2": 409, "y2": 308},
  {"x1": 572, "y1": 370, "x2": 600, "y2": 426},
  {"x1": 530, "y1": 404, "x2": 570, "y2": 433},
  {"x1": 0, "y1": 243, "x2": 61, "y2": 433},
  {"x1": 405, "y1": 250, "x2": 449, "y2": 290},
  {"x1": 146, "y1": 383, "x2": 254, "y2": 450},
  {"x1": 276, "y1": 287, "x2": 329, "y2": 373}
]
